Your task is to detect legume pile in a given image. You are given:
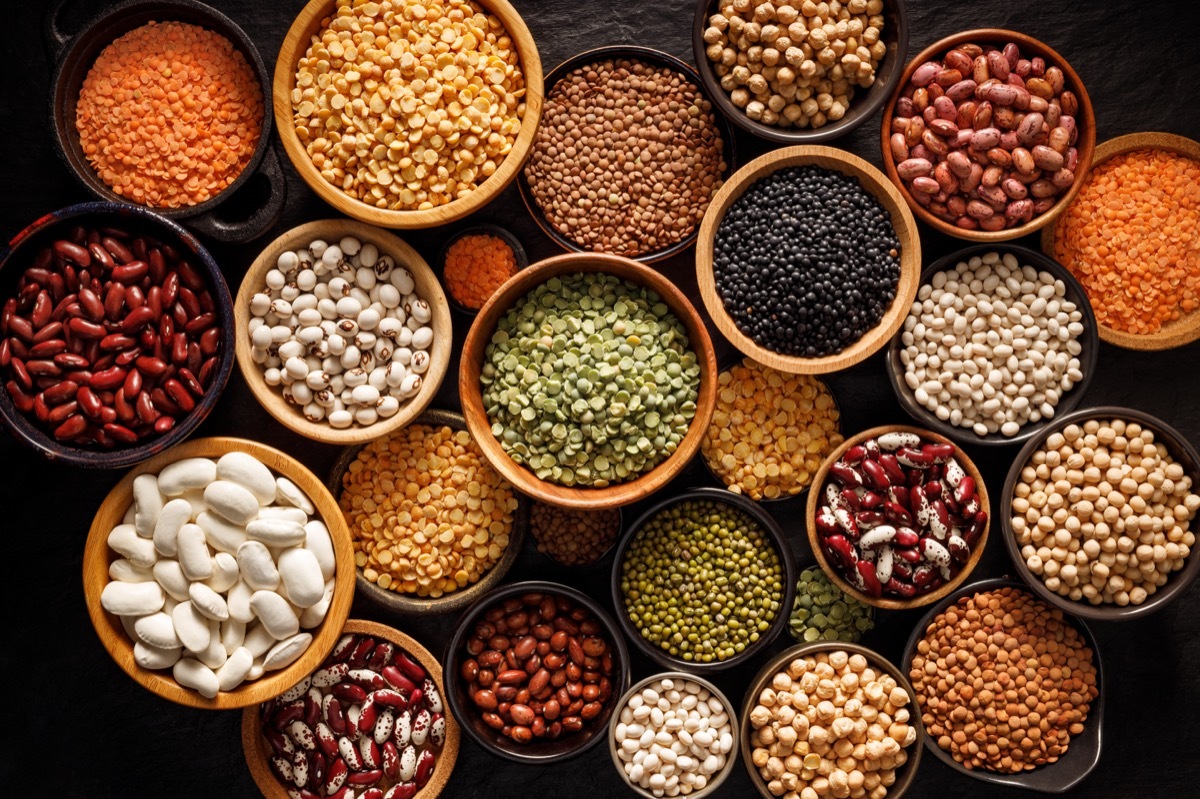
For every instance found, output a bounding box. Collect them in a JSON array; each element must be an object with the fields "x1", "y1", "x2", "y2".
[
  {"x1": 910, "y1": 586, "x2": 1099, "y2": 773},
  {"x1": 620, "y1": 498, "x2": 784, "y2": 663},
  {"x1": 530, "y1": 502, "x2": 621, "y2": 566},
  {"x1": 1050, "y1": 148, "x2": 1200, "y2": 335},
  {"x1": 442, "y1": 232, "x2": 519, "y2": 310},
  {"x1": 900, "y1": 250, "x2": 1085, "y2": 438},
  {"x1": 481, "y1": 272, "x2": 701, "y2": 487},
  {"x1": 713, "y1": 165, "x2": 901, "y2": 357},
  {"x1": 77, "y1": 21, "x2": 263, "y2": 208},
  {"x1": 703, "y1": 358, "x2": 842, "y2": 499},
  {"x1": 339, "y1": 423, "x2": 518, "y2": 597},
  {"x1": 790, "y1": 566, "x2": 875, "y2": 643},
  {"x1": 524, "y1": 57, "x2": 727, "y2": 258},
  {"x1": 703, "y1": 0, "x2": 888, "y2": 130},
  {"x1": 1011, "y1": 418, "x2": 1198, "y2": 606},
  {"x1": 292, "y1": 0, "x2": 526, "y2": 211}
]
